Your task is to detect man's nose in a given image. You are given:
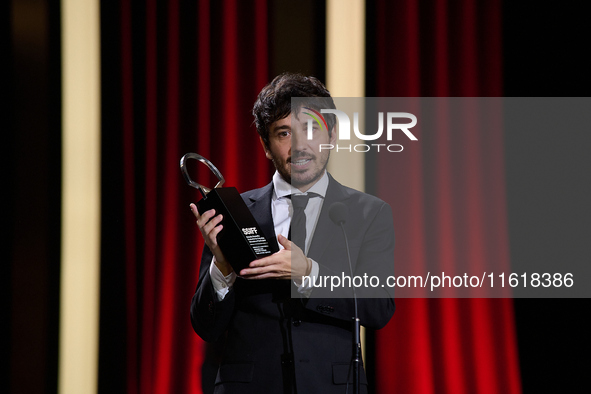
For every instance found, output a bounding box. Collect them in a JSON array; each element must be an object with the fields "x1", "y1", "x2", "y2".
[{"x1": 291, "y1": 129, "x2": 307, "y2": 151}]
